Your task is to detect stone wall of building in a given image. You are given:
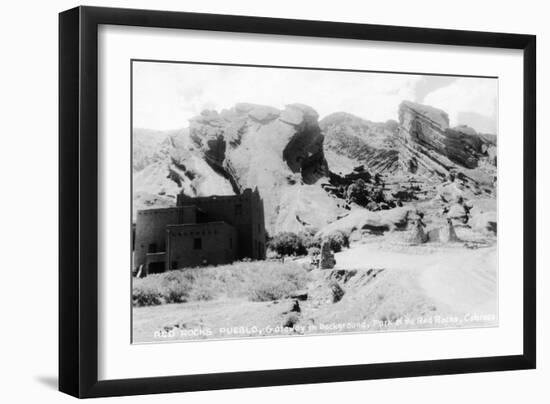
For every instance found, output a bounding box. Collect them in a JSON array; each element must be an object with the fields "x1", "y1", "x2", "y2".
[
  {"x1": 177, "y1": 188, "x2": 266, "y2": 260},
  {"x1": 166, "y1": 222, "x2": 238, "y2": 269},
  {"x1": 134, "y1": 206, "x2": 198, "y2": 270}
]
